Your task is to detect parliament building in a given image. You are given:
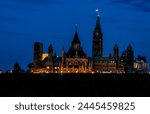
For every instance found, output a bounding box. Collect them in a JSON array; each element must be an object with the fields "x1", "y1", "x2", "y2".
[{"x1": 28, "y1": 11, "x2": 148, "y2": 74}]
